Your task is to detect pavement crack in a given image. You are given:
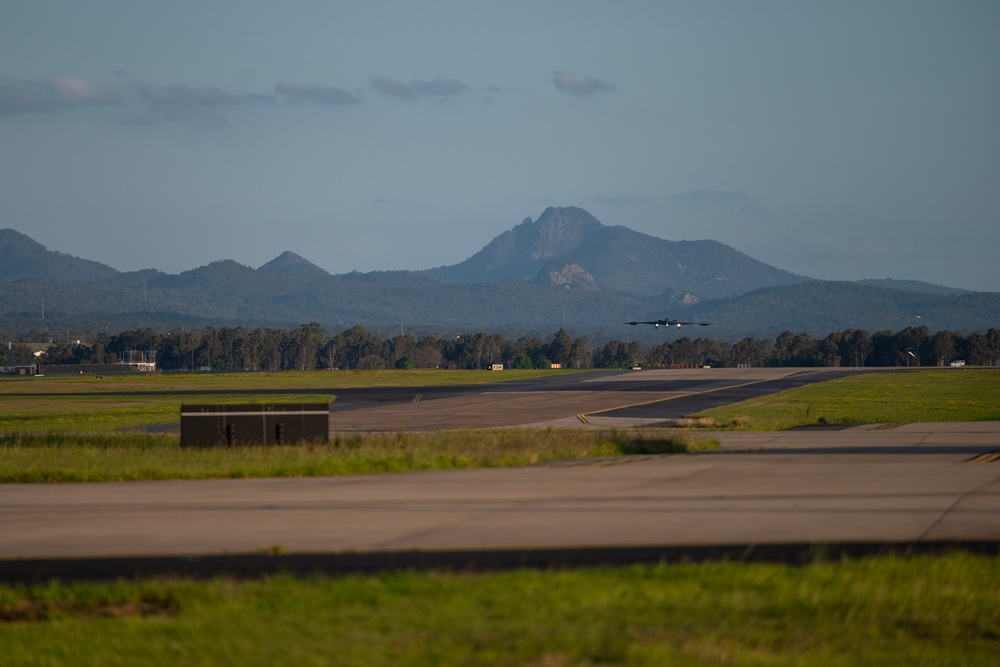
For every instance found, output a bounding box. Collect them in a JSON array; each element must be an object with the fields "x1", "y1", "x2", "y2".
[{"x1": 918, "y1": 472, "x2": 1000, "y2": 541}]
